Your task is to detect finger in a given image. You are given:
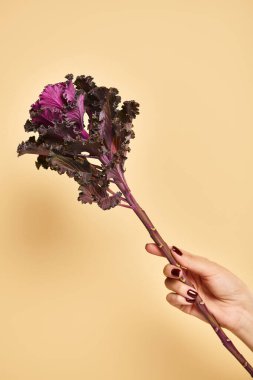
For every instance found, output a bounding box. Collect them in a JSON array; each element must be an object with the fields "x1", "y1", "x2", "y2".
[
  {"x1": 164, "y1": 277, "x2": 198, "y2": 300},
  {"x1": 166, "y1": 293, "x2": 208, "y2": 323},
  {"x1": 169, "y1": 245, "x2": 221, "y2": 277},
  {"x1": 166, "y1": 292, "x2": 197, "y2": 306},
  {"x1": 163, "y1": 263, "x2": 182, "y2": 278},
  {"x1": 146, "y1": 242, "x2": 221, "y2": 277},
  {"x1": 145, "y1": 243, "x2": 165, "y2": 257},
  {"x1": 162, "y1": 264, "x2": 183, "y2": 279}
]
